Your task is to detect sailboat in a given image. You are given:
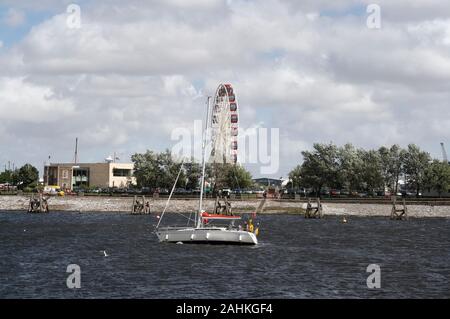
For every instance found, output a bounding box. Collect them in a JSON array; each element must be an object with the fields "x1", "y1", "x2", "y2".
[{"x1": 155, "y1": 97, "x2": 258, "y2": 245}]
